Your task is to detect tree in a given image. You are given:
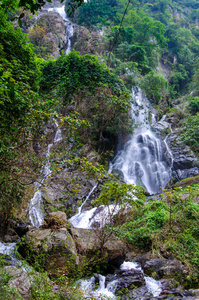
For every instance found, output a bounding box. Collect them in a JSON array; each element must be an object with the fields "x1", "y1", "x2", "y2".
[{"x1": 0, "y1": 9, "x2": 54, "y2": 219}]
